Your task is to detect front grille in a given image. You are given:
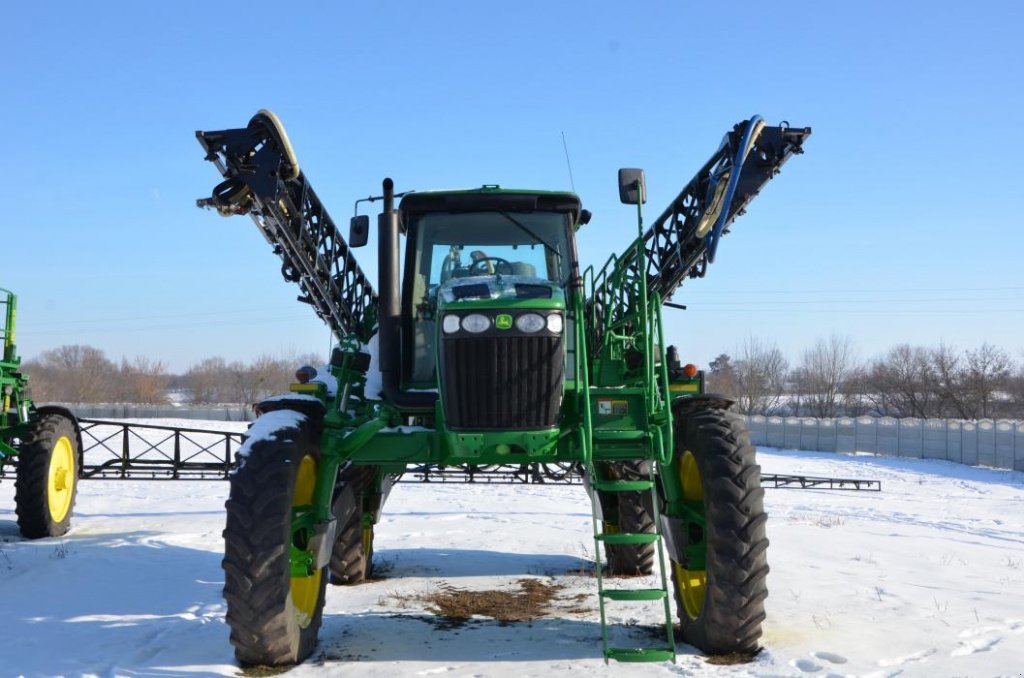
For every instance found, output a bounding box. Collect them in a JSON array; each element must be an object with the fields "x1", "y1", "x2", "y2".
[{"x1": 442, "y1": 335, "x2": 563, "y2": 430}]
